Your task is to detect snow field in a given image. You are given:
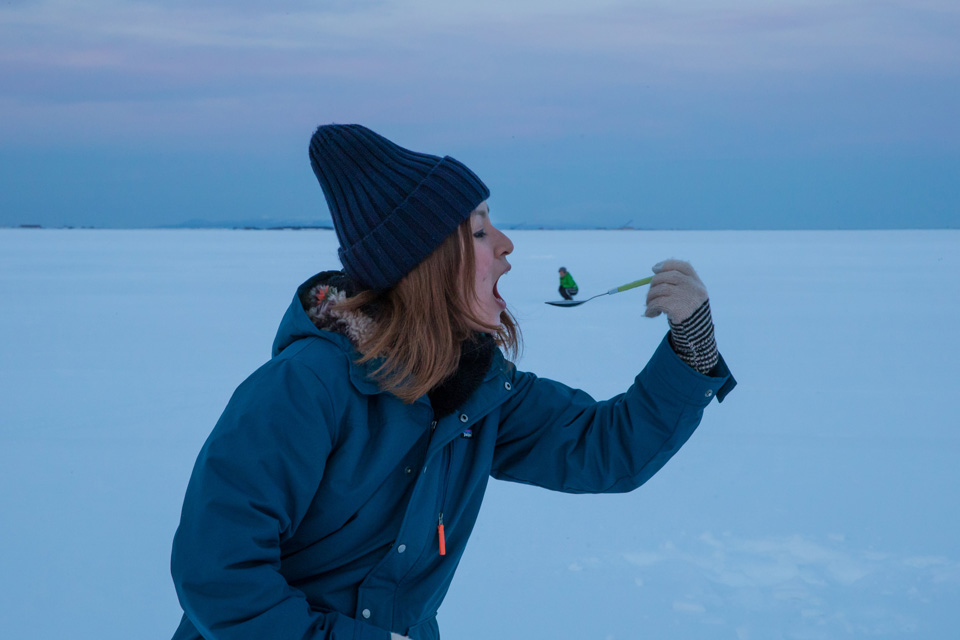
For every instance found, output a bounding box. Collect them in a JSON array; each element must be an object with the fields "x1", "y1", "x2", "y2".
[{"x1": 1, "y1": 228, "x2": 957, "y2": 639}]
